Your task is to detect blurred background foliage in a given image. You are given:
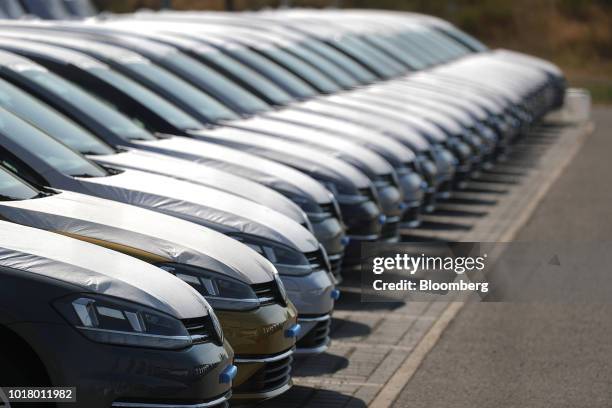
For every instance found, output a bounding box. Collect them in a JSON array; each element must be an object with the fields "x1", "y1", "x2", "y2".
[{"x1": 94, "y1": 0, "x2": 612, "y2": 102}]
